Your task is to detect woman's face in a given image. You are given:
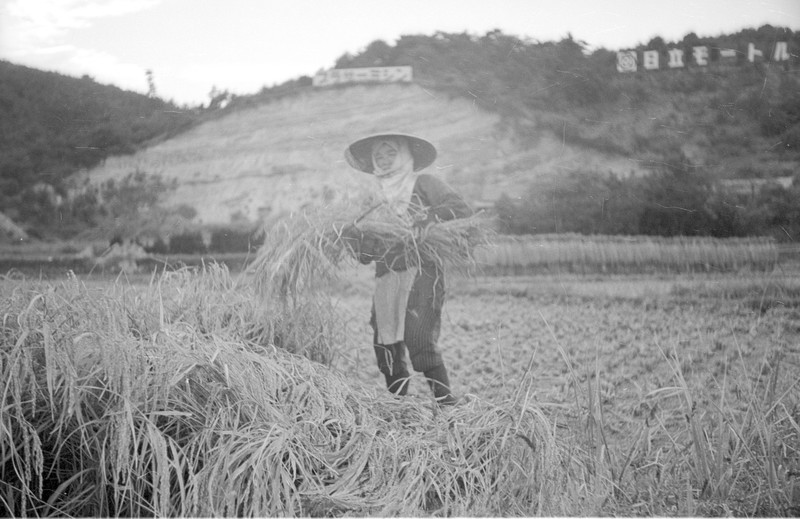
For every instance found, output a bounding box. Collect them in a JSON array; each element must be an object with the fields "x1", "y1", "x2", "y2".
[{"x1": 373, "y1": 142, "x2": 398, "y2": 172}]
